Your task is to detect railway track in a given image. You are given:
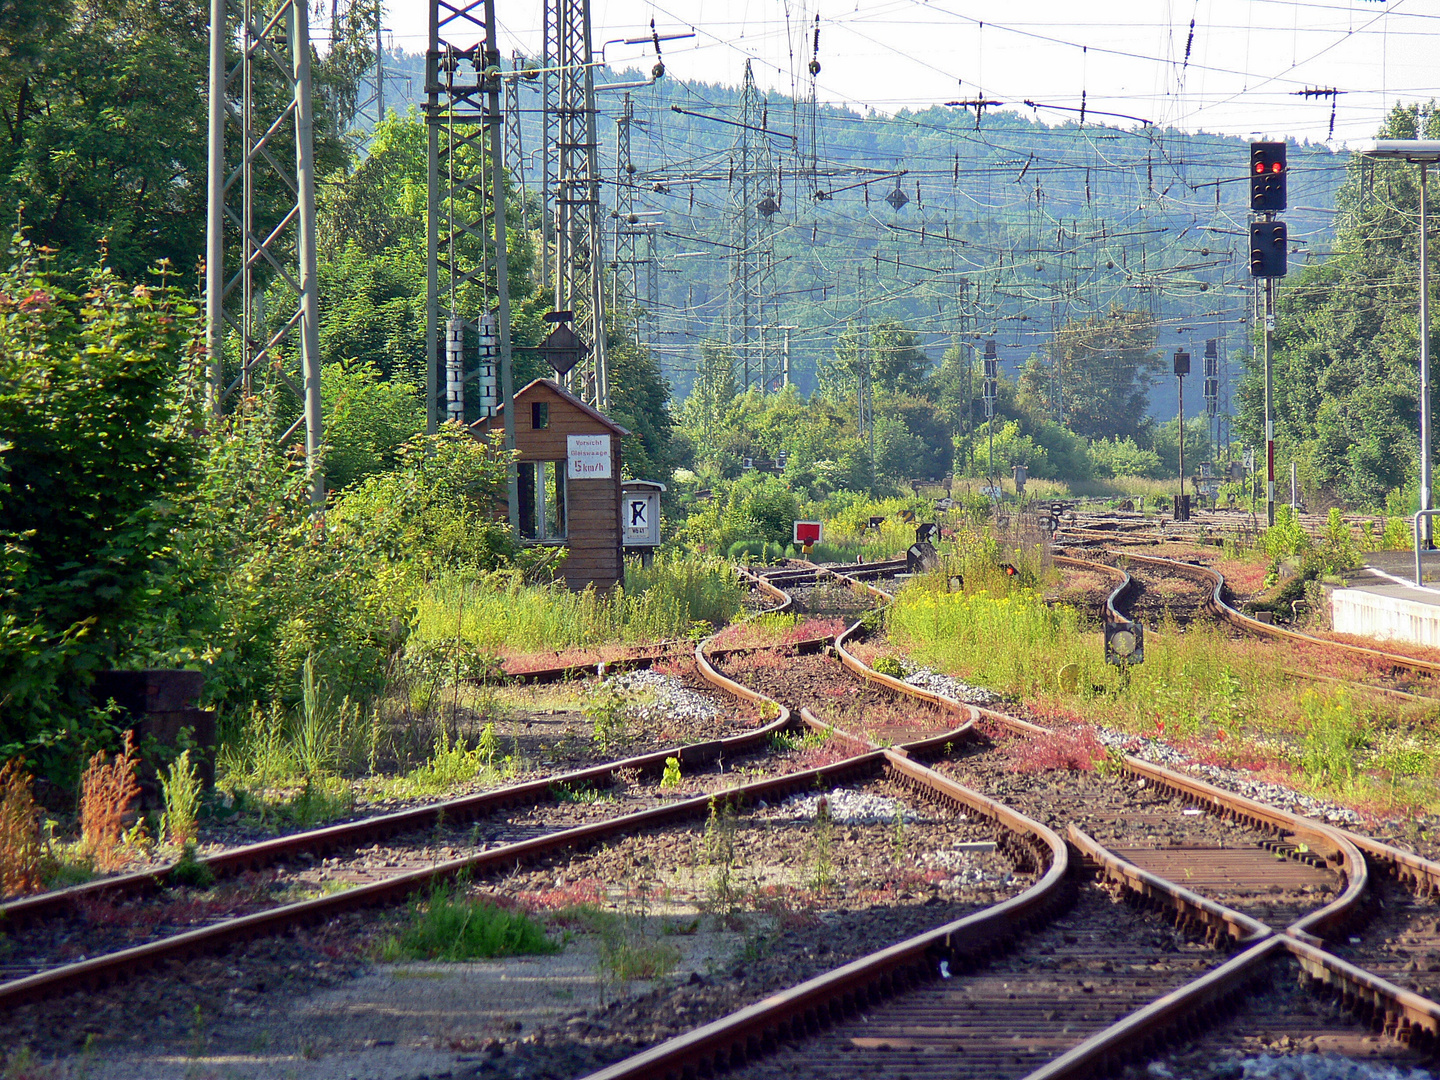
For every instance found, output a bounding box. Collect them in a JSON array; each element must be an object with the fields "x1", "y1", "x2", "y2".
[
  {"x1": 0, "y1": 570, "x2": 831, "y2": 1003},
  {"x1": 575, "y1": 559, "x2": 1440, "y2": 1080},
  {"x1": 12, "y1": 553, "x2": 1440, "y2": 1079}
]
